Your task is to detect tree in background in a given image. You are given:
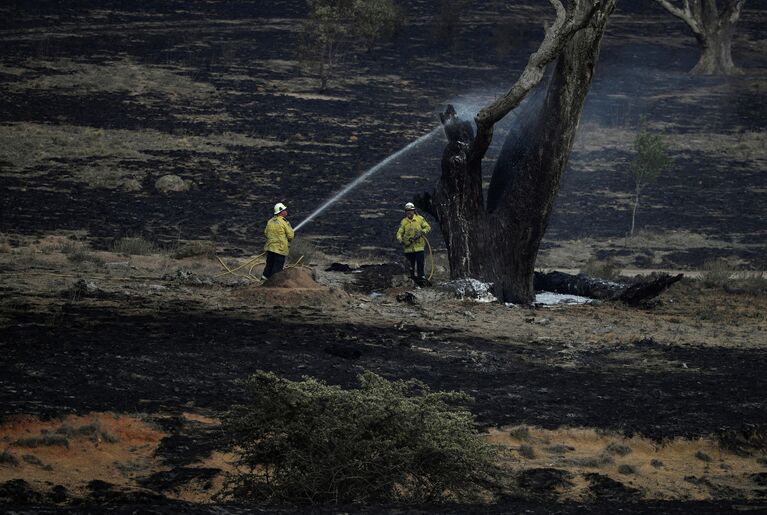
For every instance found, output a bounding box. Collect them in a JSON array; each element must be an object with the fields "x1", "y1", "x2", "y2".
[
  {"x1": 654, "y1": 0, "x2": 746, "y2": 75},
  {"x1": 629, "y1": 127, "x2": 672, "y2": 237},
  {"x1": 298, "y1": 0, "x2": 401, "y2": 91},
  {"x1": 354, "y1": 0, "x2": 402, "y2": 51},
  {"x1": 415, "y1": 0, "x2": 616, "y2": 304}
]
